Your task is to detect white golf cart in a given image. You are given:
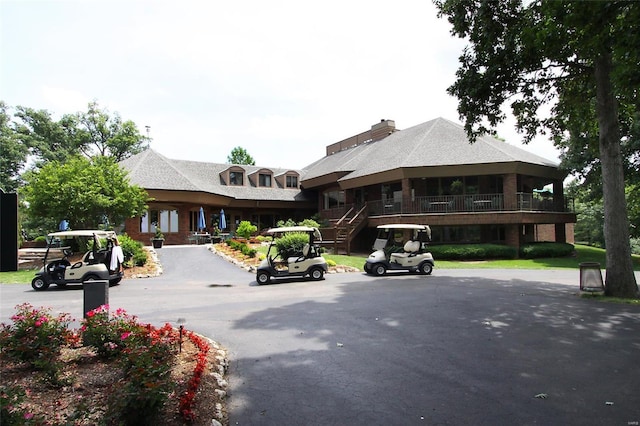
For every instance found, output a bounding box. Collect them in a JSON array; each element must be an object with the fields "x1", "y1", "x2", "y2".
[
  {"x1": 256, "y1": 226, "x2": 328, "y2": 284},
  {"x1": 364, "y1": 224, "x2": 434, "y2": 276},
  {"x1": 31, "y1": 230, "x2": 124, "y2": 291}
]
